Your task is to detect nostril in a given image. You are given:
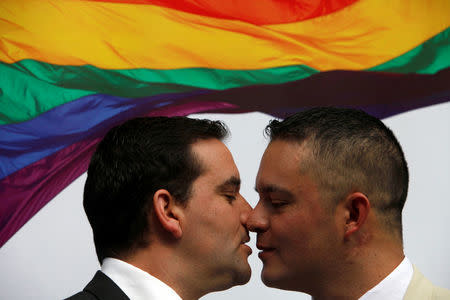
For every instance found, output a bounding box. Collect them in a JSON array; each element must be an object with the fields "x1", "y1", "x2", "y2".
[
  {"x1": 246, "y1": 216, "x2": 269, "y2": 232},
  {"x1": 247, "y1": 224, "x2": 265, "y2": 233},
  {"x1": 246, "y1": 220, "x2": 260, "y2": 232}
]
